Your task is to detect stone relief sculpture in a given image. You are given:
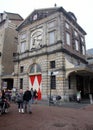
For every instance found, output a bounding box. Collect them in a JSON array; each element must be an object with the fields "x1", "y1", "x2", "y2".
[{"x1": 31, "y1": 29, "x2": 43, "y2": 49}]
